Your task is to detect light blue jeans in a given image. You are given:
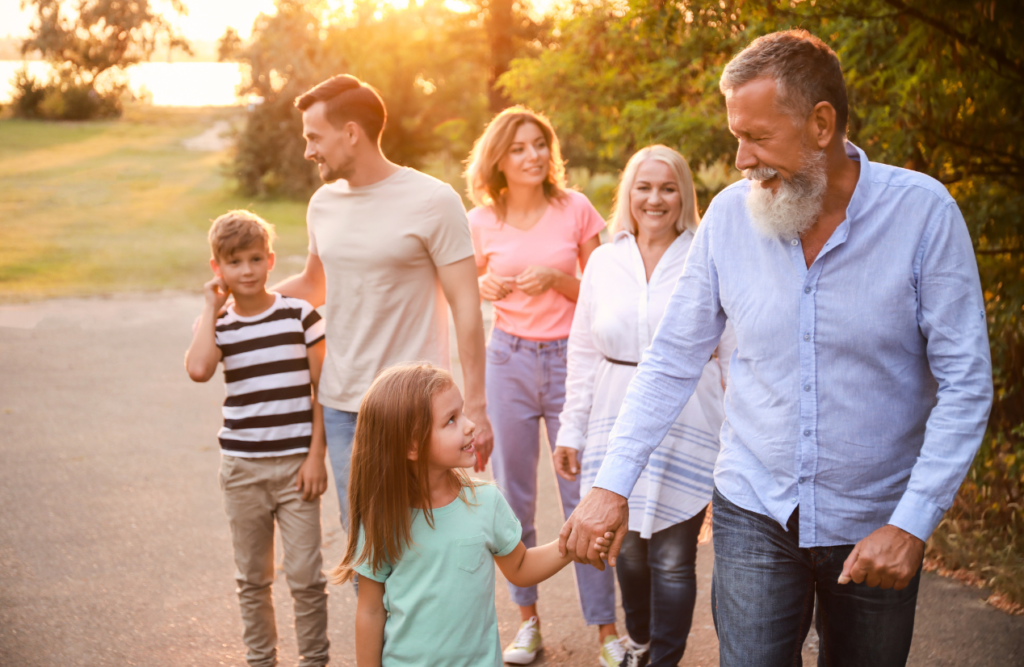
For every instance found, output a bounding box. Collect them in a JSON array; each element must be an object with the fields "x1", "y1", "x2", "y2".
[
  {"x1": 322, "y1": 407, "x2": 358, "y2": 532},
  {"x1": 323, "y1": 407, "x2": 358, "y2": 590},
  {"x1": 486, "y1": 328, "x2": 617, "y2": 626}
]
